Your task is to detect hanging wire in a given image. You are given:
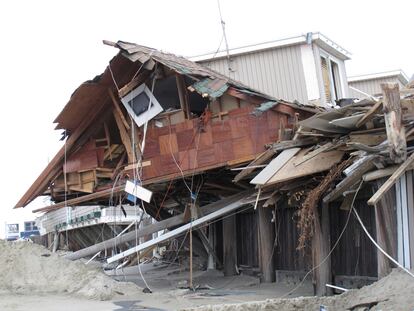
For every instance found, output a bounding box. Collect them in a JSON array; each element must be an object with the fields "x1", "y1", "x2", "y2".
[{"x1": 276, "y1": 180, "x2": 364, "y2": 299}]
